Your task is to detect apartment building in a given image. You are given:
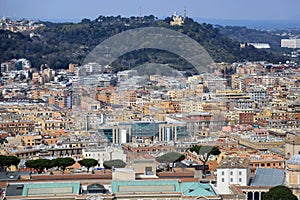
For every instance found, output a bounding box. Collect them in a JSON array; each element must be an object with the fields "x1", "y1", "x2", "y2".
[{"x1": 216, "y1": 157, "x2": 250, "y2": 194}]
